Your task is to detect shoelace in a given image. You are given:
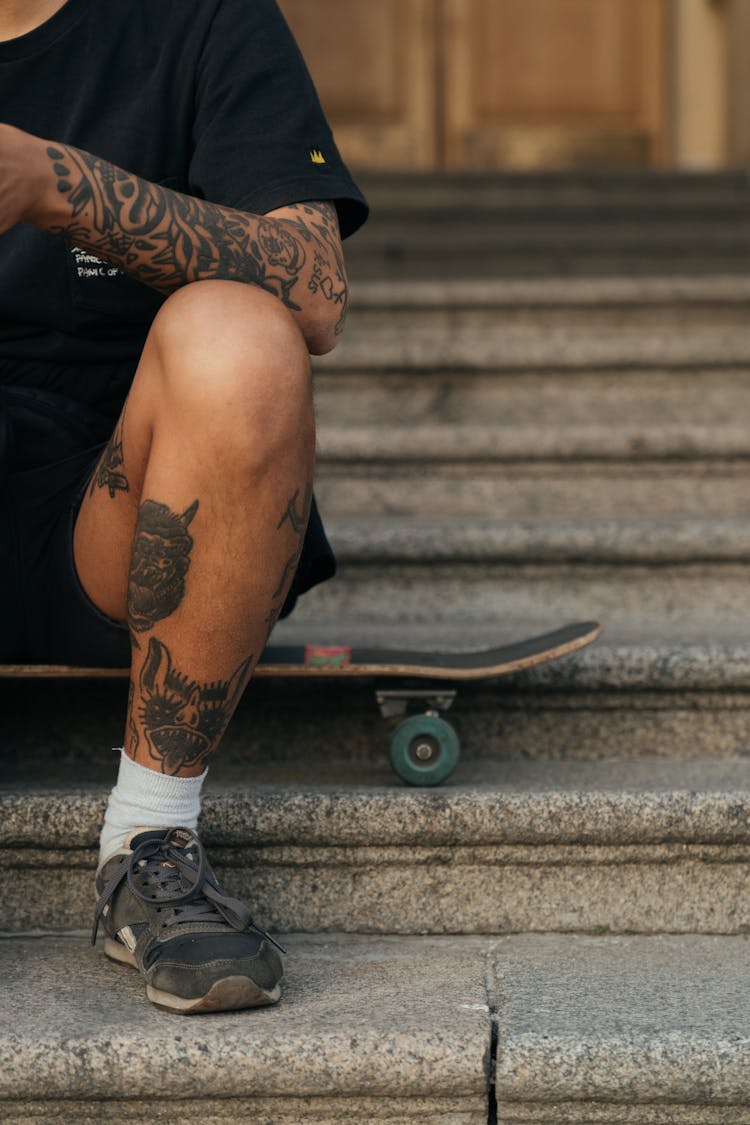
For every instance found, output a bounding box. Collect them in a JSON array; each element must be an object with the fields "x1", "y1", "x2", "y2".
[{"x1": 92, "y1": 828, "x2": 285, "y2": 953}]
